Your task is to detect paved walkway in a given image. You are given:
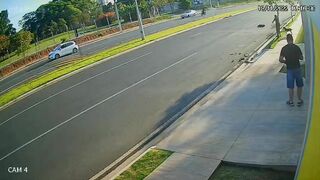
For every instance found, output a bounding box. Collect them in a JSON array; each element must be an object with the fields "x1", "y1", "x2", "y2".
[{"x1": 146, "y1": 15, "x2": 307, "y2": 180}]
